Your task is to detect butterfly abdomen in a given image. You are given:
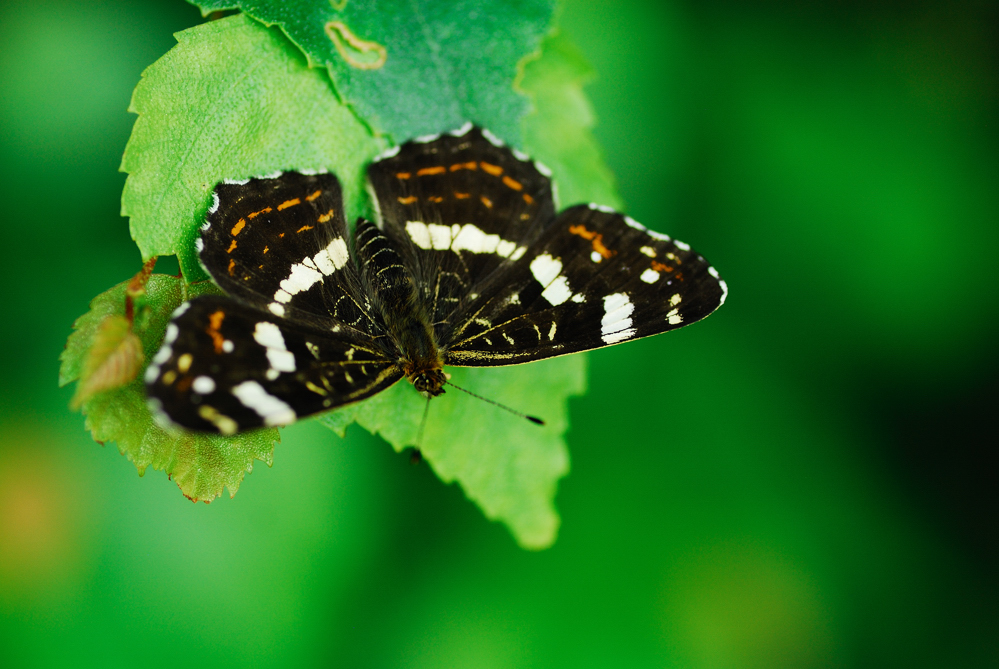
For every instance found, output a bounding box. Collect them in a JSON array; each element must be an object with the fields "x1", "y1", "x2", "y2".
[{"x1": 354, "y1": 219, "x2": 445, "y2": 395}]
